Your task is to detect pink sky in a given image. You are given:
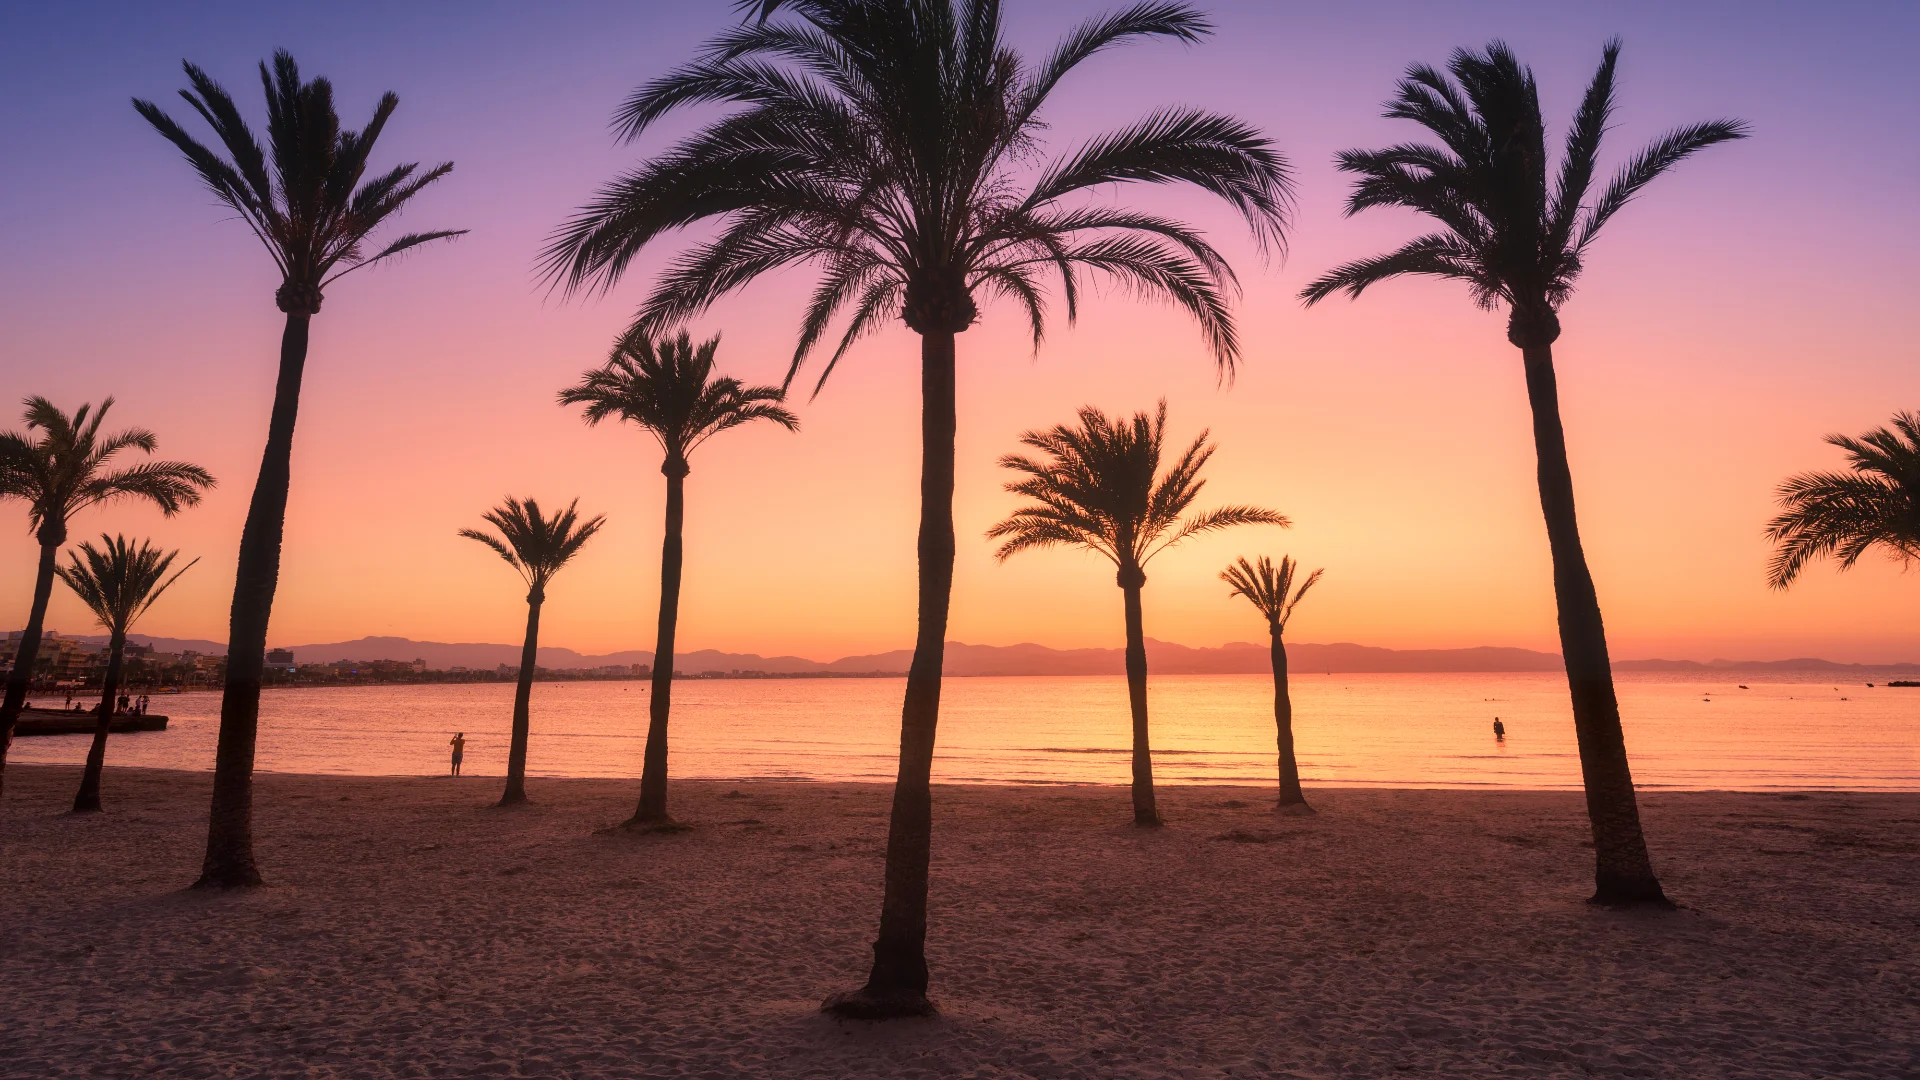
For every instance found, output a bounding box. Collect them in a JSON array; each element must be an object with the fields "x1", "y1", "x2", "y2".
[{"x1": 2, "y1": 1, "x2": 1916, "y2": 662}]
